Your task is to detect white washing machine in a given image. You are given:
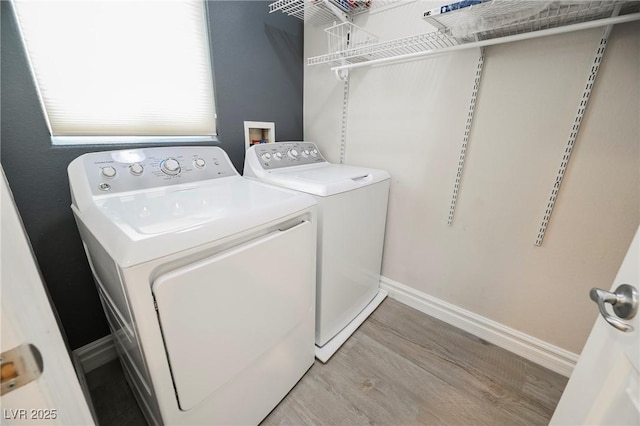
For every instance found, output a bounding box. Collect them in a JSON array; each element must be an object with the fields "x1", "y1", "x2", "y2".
[
  {"x1": 244, "y1": 142, "x2": 390, "y2": 362},
  {"x1": 68, "y1": 146, "x2": 317, "y2": 425}
]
